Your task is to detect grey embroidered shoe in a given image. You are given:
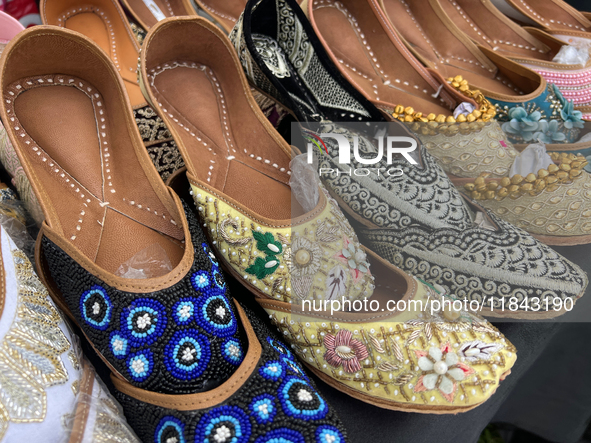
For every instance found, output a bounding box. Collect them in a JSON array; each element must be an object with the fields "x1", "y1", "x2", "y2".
[{"x1": 306, "y1": 122, "x2": 588, "y2": 319}]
